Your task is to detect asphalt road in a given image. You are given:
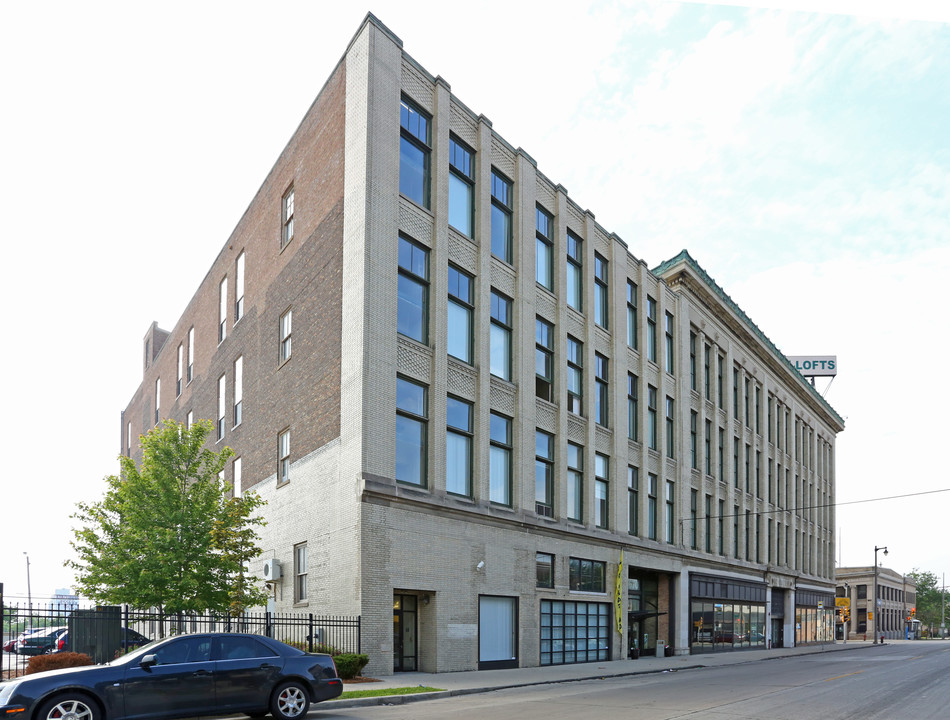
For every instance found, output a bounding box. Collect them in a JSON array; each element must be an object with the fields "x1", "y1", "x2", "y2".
[{"x1": 315, "y1": 643, "x2": 950, "y2": 720}]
